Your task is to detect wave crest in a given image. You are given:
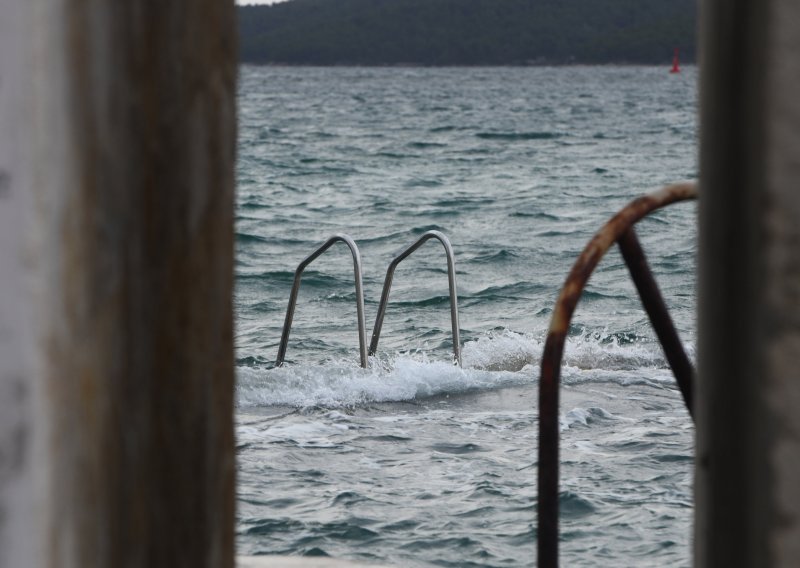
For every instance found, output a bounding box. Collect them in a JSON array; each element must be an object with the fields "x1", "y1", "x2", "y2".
[{"x1": 236, "y1": 329, "x2": 692, "y2": 408}]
